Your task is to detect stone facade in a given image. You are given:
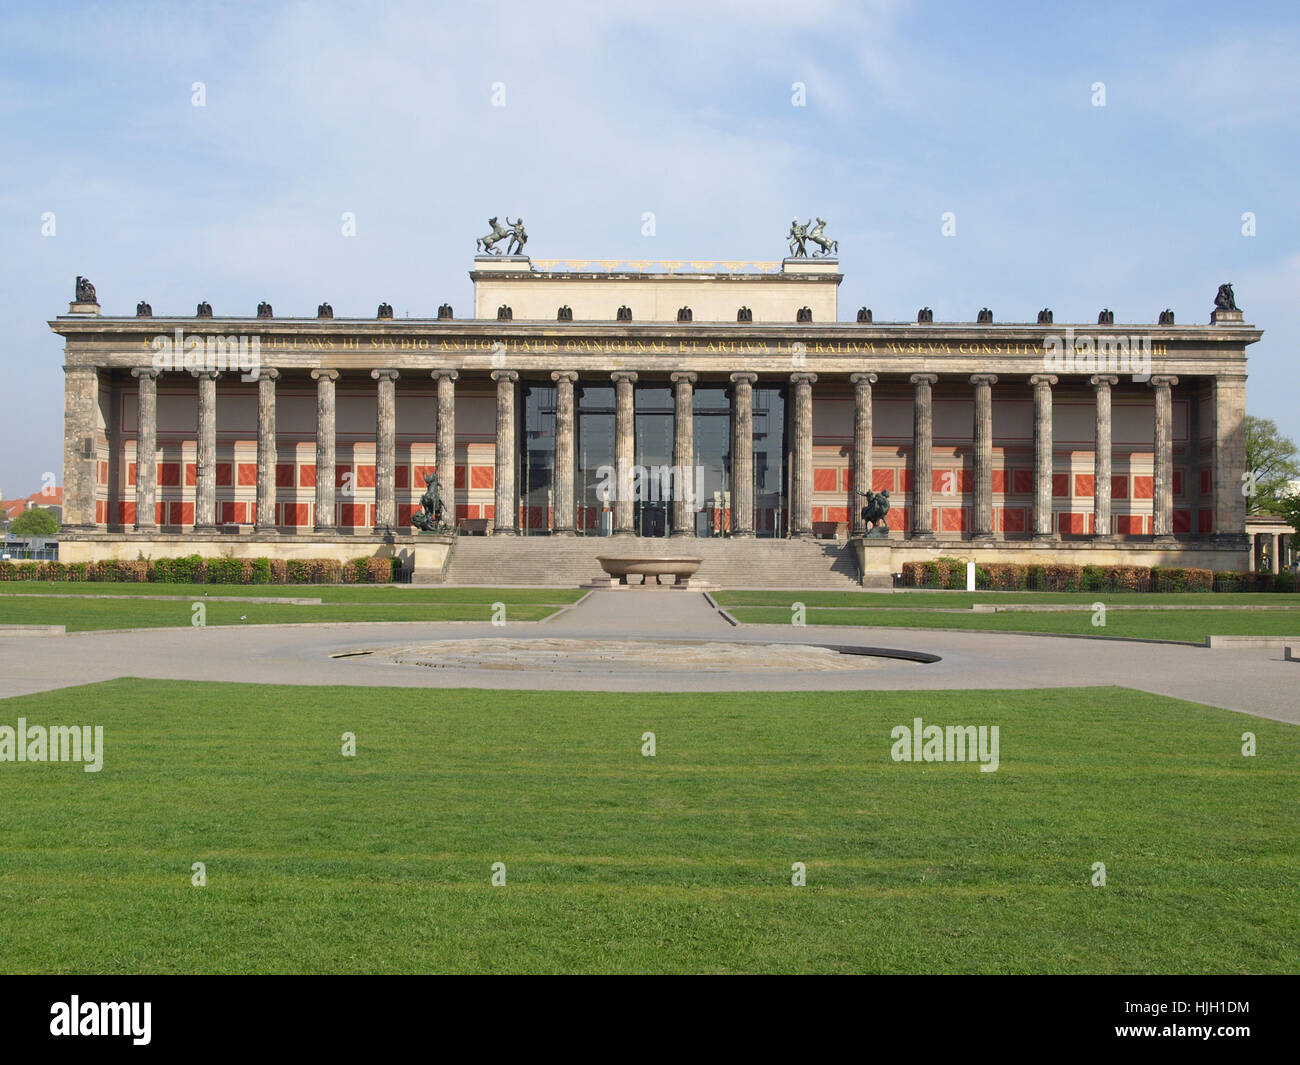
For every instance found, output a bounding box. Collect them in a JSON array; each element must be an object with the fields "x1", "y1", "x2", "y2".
[{"x1": 50, "y1": 256, "x2": 1260, "y2": 576}]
